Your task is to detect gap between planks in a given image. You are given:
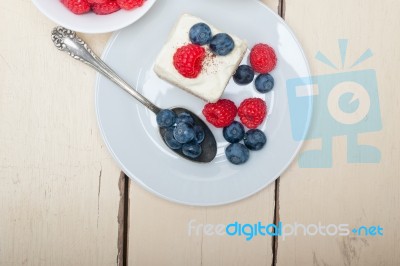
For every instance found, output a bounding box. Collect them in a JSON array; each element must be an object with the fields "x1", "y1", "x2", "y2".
[
  {"x1": 278, "y1": 0, "x2": 286, "y2": 19},
  {"x1": 271, "y1": 1, "x2": 285, "y2": 266},
  {"x1": 117, "y1": 173, "x2": 130, "y2": 266},
  {"x1": 271, "y1": 178, "x2": 280, "y2": 266}
]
